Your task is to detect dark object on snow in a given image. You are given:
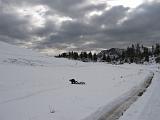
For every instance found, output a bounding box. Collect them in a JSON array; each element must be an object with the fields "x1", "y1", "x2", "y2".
[
  {"x1": 69, "y1": 79, "x2": 85, "y2": 85},
  {"x1": 138, "y1": 91, "x2": 144, "y2": 96},
  {"x1": 69, "y1": 79, "x2": 77, "y2": 84},
  {"x1": 77, "y1": 82, "x2": 85, "y2": 85}
]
